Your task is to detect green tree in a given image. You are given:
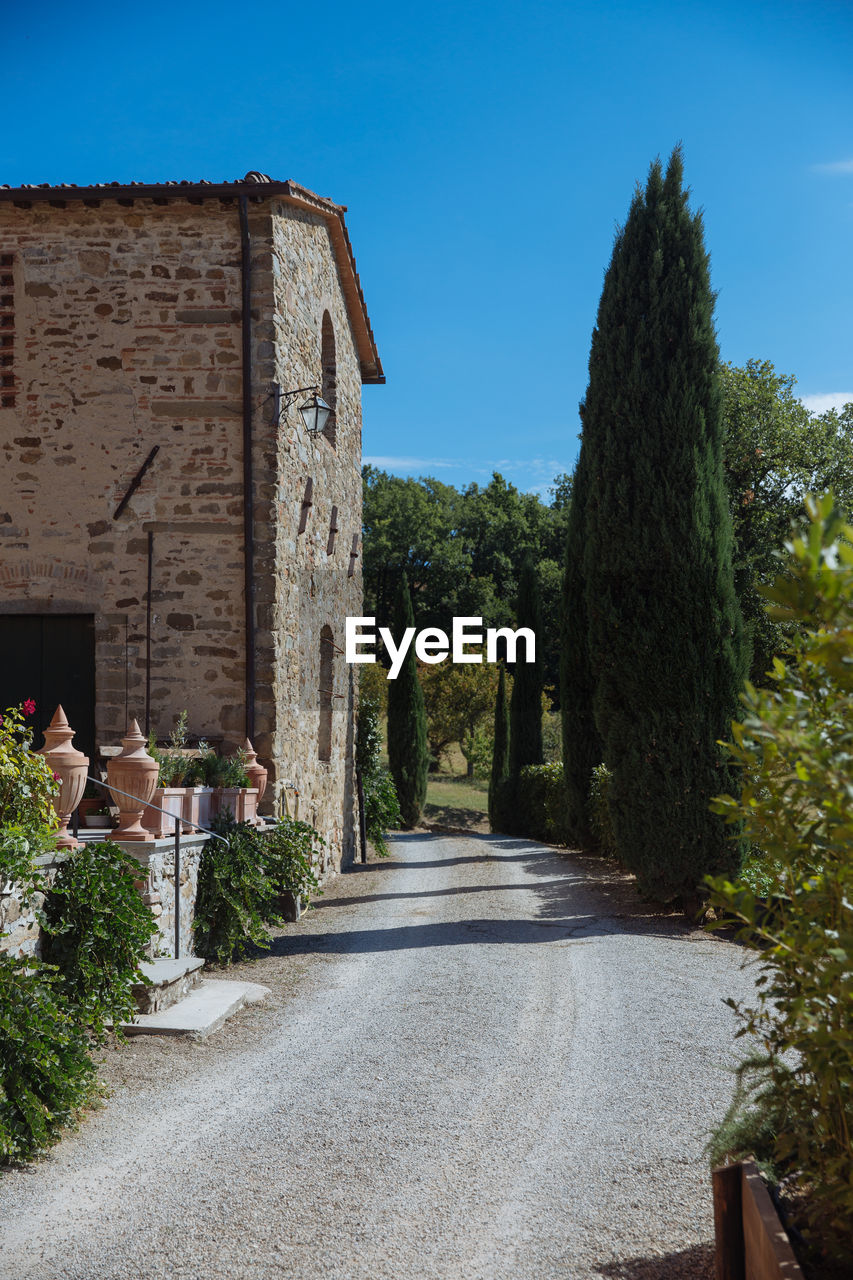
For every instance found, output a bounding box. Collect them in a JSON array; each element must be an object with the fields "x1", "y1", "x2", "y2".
[
  {"x1": 560, "y1": 444, "x2": 601, "y2": 844},
  {"x1": 420, "y1": 662, "x2": 499, "y2": 776},
  {"x1": 509, "y1": 556, "x2": 543, "y2": 777},
  {"x1": 721, "y1": 360, "x2": 853, "y2": 683},
  {"x1": 488, "y1": 665, "x2": 510, "y2": 831},
  {"x1": 583, "y1": 148, "x2": 747, "y2": 902},
  {"x1": 386, "y1": 573, "x2": 429, "y2": 828}
]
